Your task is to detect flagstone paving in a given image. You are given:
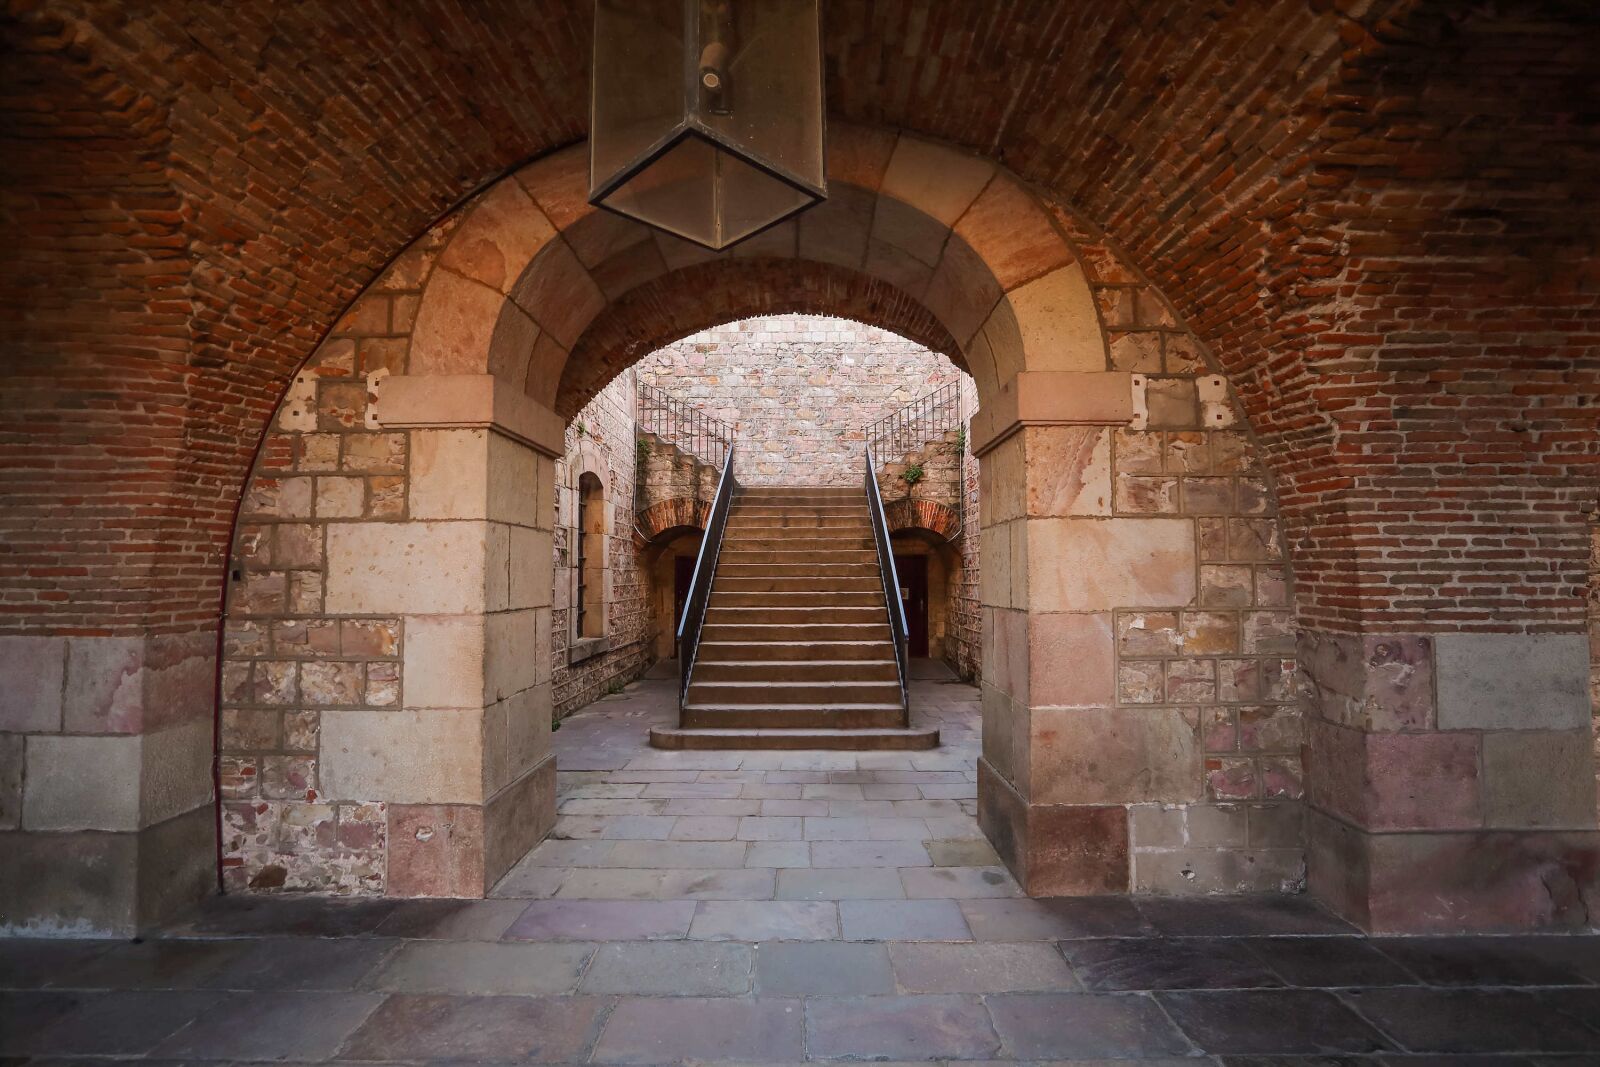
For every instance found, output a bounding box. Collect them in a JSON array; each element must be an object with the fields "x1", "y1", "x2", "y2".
[{"x1": 3, "y1": 674, "x2": 1599, "y2": 1062}]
